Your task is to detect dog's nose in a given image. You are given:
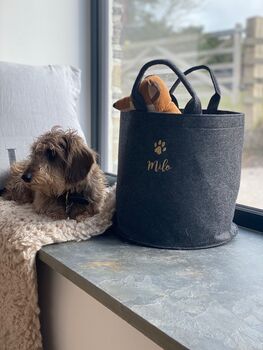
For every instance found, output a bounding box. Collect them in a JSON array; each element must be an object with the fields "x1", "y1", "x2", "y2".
[{"x1": 21, "y1": 173, "x2": 32, "y2": 183}]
